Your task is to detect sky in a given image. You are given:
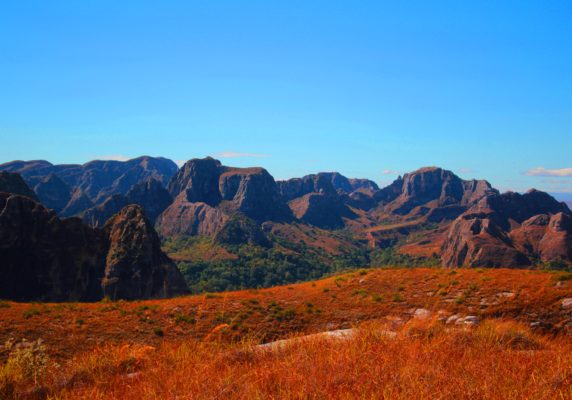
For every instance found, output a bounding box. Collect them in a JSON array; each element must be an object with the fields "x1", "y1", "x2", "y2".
[{"x1": 0, "y1": 1, "x2": 571, "y2": 195}]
